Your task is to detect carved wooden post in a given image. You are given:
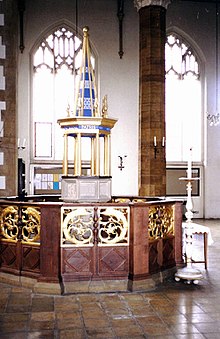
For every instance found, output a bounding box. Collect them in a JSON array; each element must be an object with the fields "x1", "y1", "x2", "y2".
[
  {"x1": 93, "y1": 206, "x2": 99, "y2": 275},
  {"x1": 93, "y1": 207, "x2": 99, "y2": 246},
  {"x1": 38, "y1": 203, "x2": 61, "y2": 283},
  {"x1": 128, "y1": 204, "x2": 150, "y2": 290}
]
